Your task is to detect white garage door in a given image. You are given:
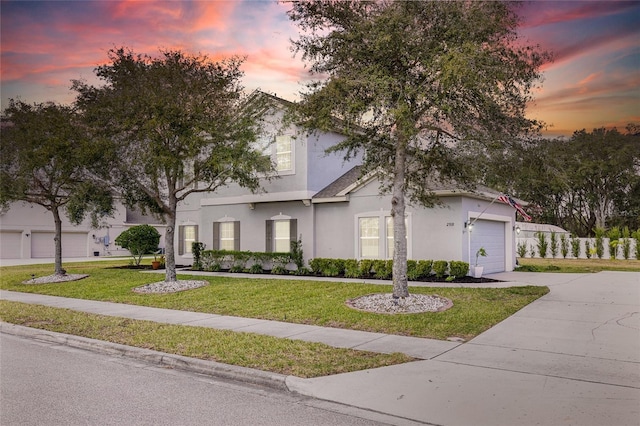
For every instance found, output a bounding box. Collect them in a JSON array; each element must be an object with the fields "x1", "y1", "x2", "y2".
[
  {"x1": 470, "y1": 220, "x2": 505, "y2": 274},
  {"x1": 31, "y1": 232, "x2": 88, "y2": 258},
  {"x1": 0, "y1": 231, "x2": 22, "y2": 259}
]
